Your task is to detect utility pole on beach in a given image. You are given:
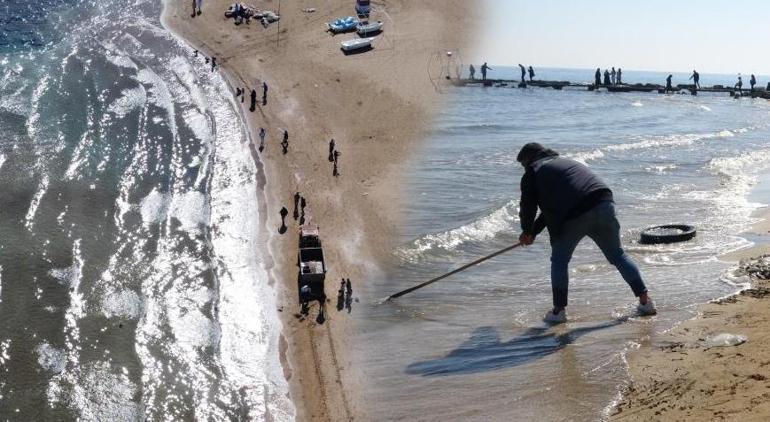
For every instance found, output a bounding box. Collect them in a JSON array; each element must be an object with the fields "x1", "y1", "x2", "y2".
[{"x1": 276, "y1": 0, "x2": 281, "y2": 47}]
